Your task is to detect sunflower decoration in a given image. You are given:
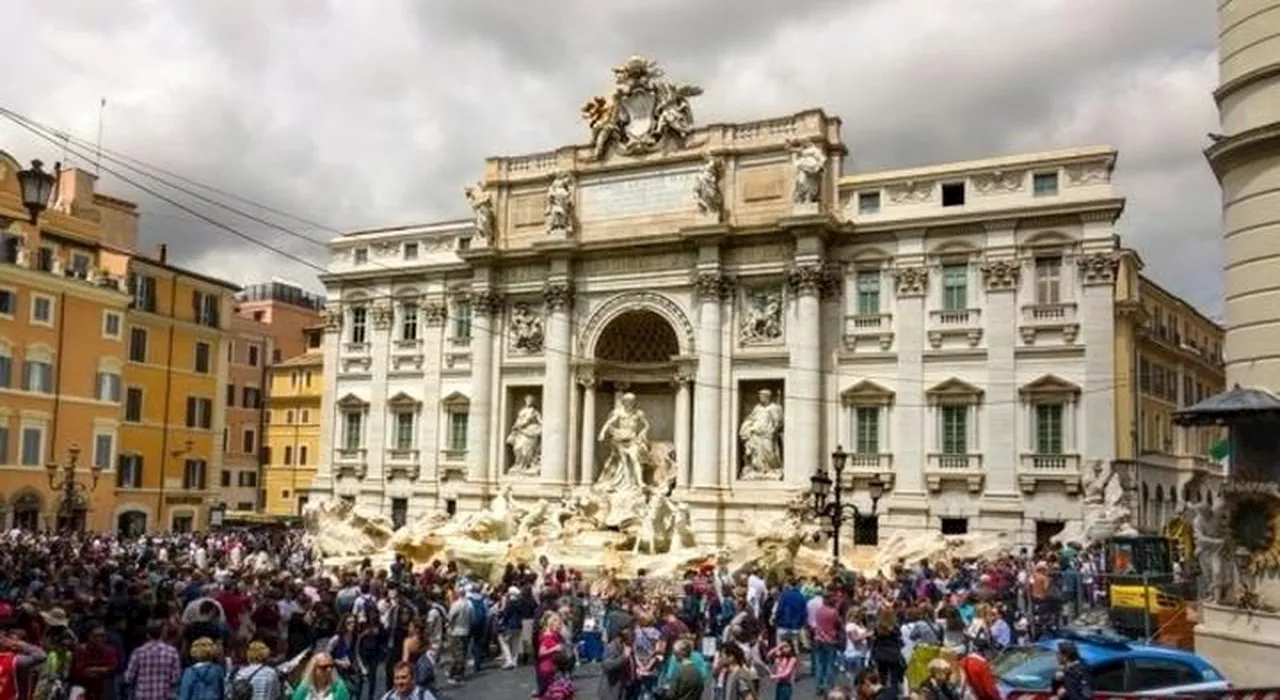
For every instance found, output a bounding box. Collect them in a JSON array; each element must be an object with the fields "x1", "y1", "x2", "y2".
[{"x1": 1222, "y1": 479, "x2": 1280, "y2": 577}]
